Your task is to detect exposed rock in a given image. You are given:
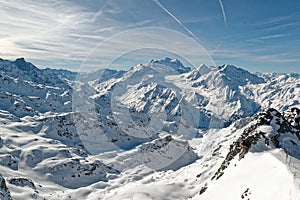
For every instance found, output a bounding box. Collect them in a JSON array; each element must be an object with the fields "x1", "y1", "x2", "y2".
[
  {"x1": 8, "y1": 177, "x2": 36, "y2": 190},
  {"x1": 0, "y1": 174, "x2": 13, "y2": 200}
]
